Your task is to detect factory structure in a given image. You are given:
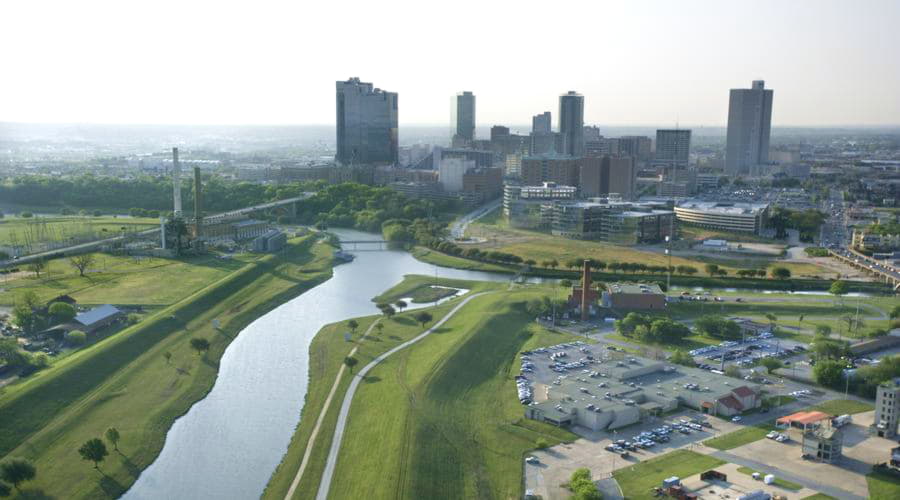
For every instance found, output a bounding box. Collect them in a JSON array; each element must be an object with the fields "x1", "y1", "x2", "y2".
[{"x1": 160, "y1": 147, "x2": 282, "y2": 253}]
